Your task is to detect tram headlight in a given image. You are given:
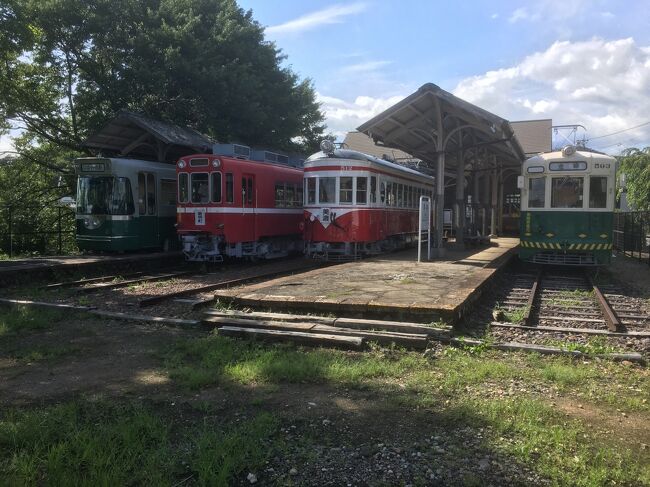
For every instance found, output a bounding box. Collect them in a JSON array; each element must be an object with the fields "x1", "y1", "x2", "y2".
[
  {"x1": 320, "y1": 139, "x2": 335, "y2": 155},
  {"x1": 561, "y1": 145, "x2": 576, "y2": 157},
  {"x1": 83, "y1": 215, "x2": 104, "y2": 230},
  {"x1": 212, "y1": 159, "x2": 221, "y2": 168},
  {"x1": 178, "y1": 160, "x2": 186, "y2": 168}
]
